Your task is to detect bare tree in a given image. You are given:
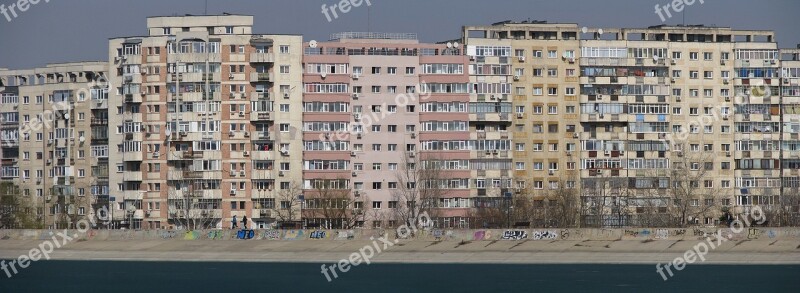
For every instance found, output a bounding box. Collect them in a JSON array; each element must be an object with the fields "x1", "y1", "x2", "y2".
[
  {"x1": 580, "y1": 173, "x2": 631, "y2": 228},
  {"x1": 303, "y1": 180, "x2": 366, "y2": 229},
  {"x1": 545, "y1": 174, "x2": 582, "y2": 228},
  {"x1": 668, "y1": 144, "x2": 728, "y2": 227},
  {"x1": 390, "y1": 151, "x2": 447, "y2": 229},
  {"x1": 272, "y1": 181, "x2": 303, "y2": 225},
  {"x1": 0, "y1": 182, "x2": 41, "y2": 229}
]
